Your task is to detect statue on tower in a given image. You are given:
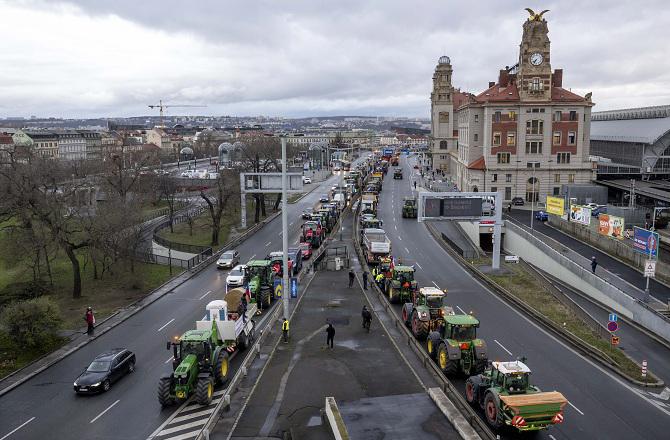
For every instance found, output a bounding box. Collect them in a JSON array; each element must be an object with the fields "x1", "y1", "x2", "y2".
[{"x1": 524, "y1": 8, "x2": 550, "y2": 21}]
